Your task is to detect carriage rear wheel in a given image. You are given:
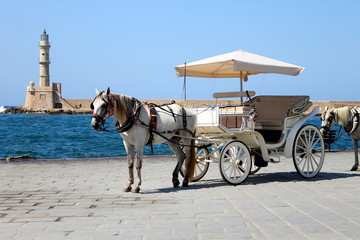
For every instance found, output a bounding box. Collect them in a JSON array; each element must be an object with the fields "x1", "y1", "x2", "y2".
[
  {"x1": 293, "y1": 124, "x2": 325, "y2": 178},
  {"x1": 180, "y1": 146, "x2": 210, "y2": 182},
  {"x1": 219, "y1": 140, "x2": 252, "y2": 185}
]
